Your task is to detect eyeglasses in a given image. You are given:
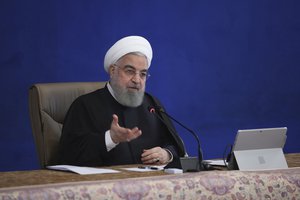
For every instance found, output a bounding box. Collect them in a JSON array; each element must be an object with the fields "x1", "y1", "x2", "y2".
[{"x1": 114, "y1": 64, "x2": 151, "y2": 80}]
